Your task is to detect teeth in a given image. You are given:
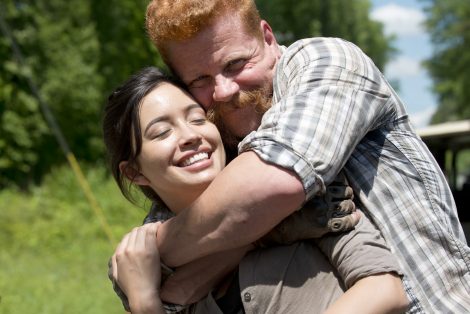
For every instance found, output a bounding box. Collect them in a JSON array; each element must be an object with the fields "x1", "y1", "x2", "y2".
[{"x1": 180, "y1": 152, "x2": 209, "y2": 167}]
